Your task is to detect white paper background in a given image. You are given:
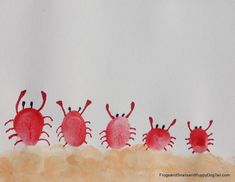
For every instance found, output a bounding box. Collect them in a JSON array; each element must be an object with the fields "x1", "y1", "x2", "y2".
[{"x1": 0, "y1": 0, "x2": 234, "y2": 159}]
